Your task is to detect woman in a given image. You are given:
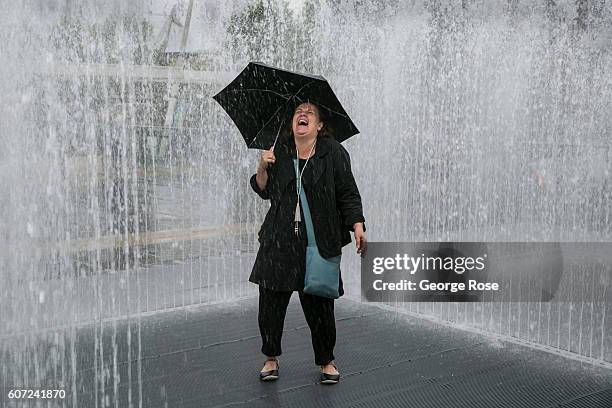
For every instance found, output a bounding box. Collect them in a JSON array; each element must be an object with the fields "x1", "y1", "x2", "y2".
[{"x1": 249, "y1": 101, "x2": 367, "y2": 384}]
